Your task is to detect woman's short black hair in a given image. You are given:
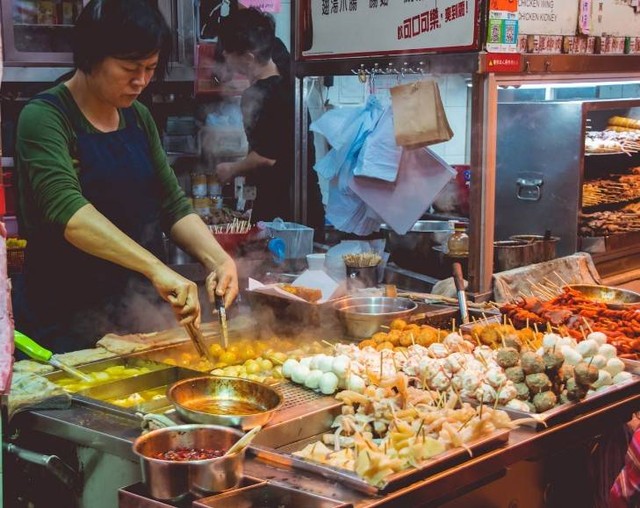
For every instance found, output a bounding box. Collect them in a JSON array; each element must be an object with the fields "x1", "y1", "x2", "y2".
[
  {"x1": 218, "y1": 7, "x2": 276, "y2": 64},
  {"x1": 72, "y1": 0, "x2": 172, "y2": 79}
]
